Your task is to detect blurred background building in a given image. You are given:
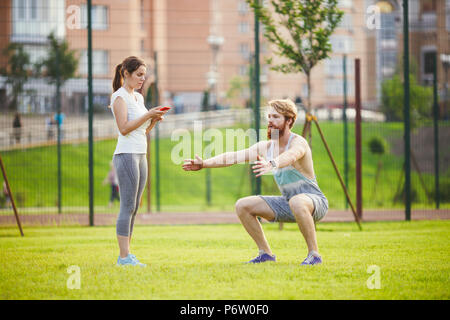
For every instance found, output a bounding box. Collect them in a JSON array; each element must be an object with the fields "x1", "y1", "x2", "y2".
[{"x1": 0, "y1": 0, "x2": 448, "y2": 115}]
